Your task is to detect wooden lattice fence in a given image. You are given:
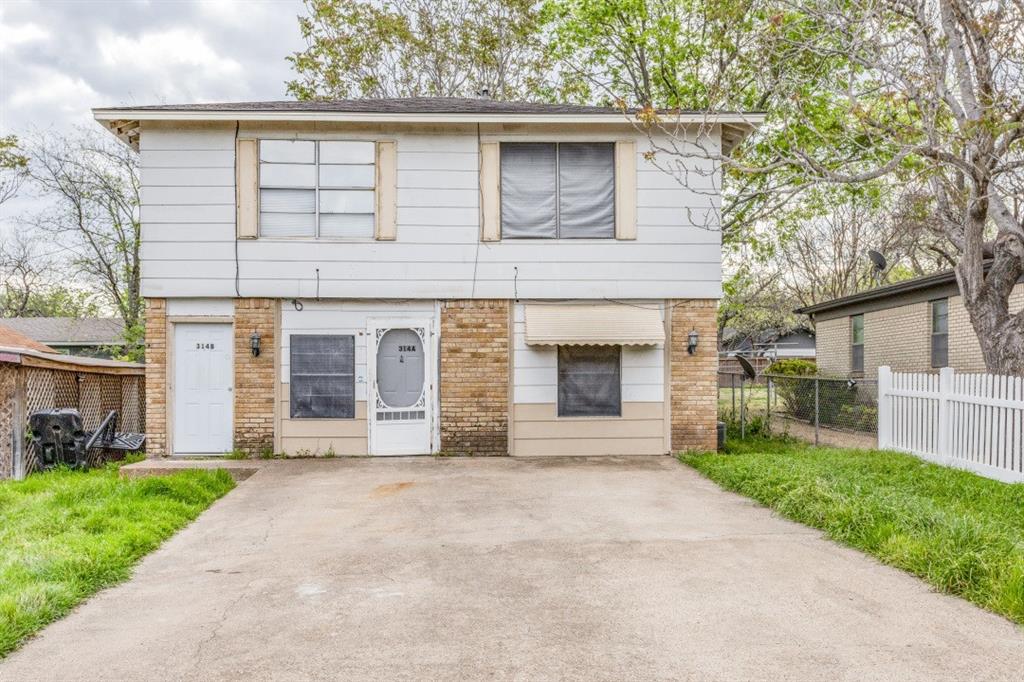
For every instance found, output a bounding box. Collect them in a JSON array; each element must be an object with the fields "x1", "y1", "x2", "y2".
[{"x1": 1, "y1": 351, "x2": 144, "y2": 480}]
